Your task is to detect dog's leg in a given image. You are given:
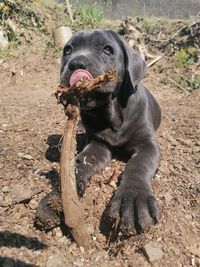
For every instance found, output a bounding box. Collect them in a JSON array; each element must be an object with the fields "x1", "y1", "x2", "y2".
[
  {"x1": 107, "y1": 139, "x2": 160, "y2": 234},
  {"x1": 76, "y1": 140, "x2": 112, "y2": 196}
]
